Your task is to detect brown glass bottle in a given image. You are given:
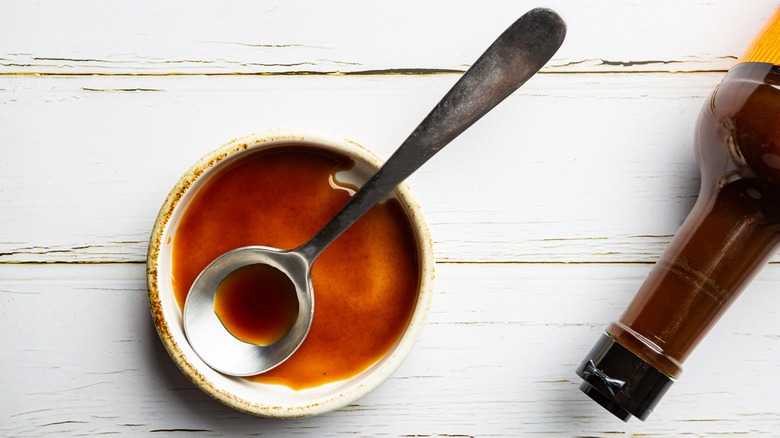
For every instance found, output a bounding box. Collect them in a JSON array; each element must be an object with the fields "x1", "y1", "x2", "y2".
[{"x1": 577, "y1": 8, "x2": 780, "y2": 421}]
